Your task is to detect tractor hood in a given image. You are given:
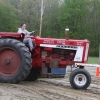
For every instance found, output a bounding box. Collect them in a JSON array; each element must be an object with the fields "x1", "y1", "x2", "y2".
[{"x1": 34, "y1": 36, "x2": 89, "y2": 47}]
